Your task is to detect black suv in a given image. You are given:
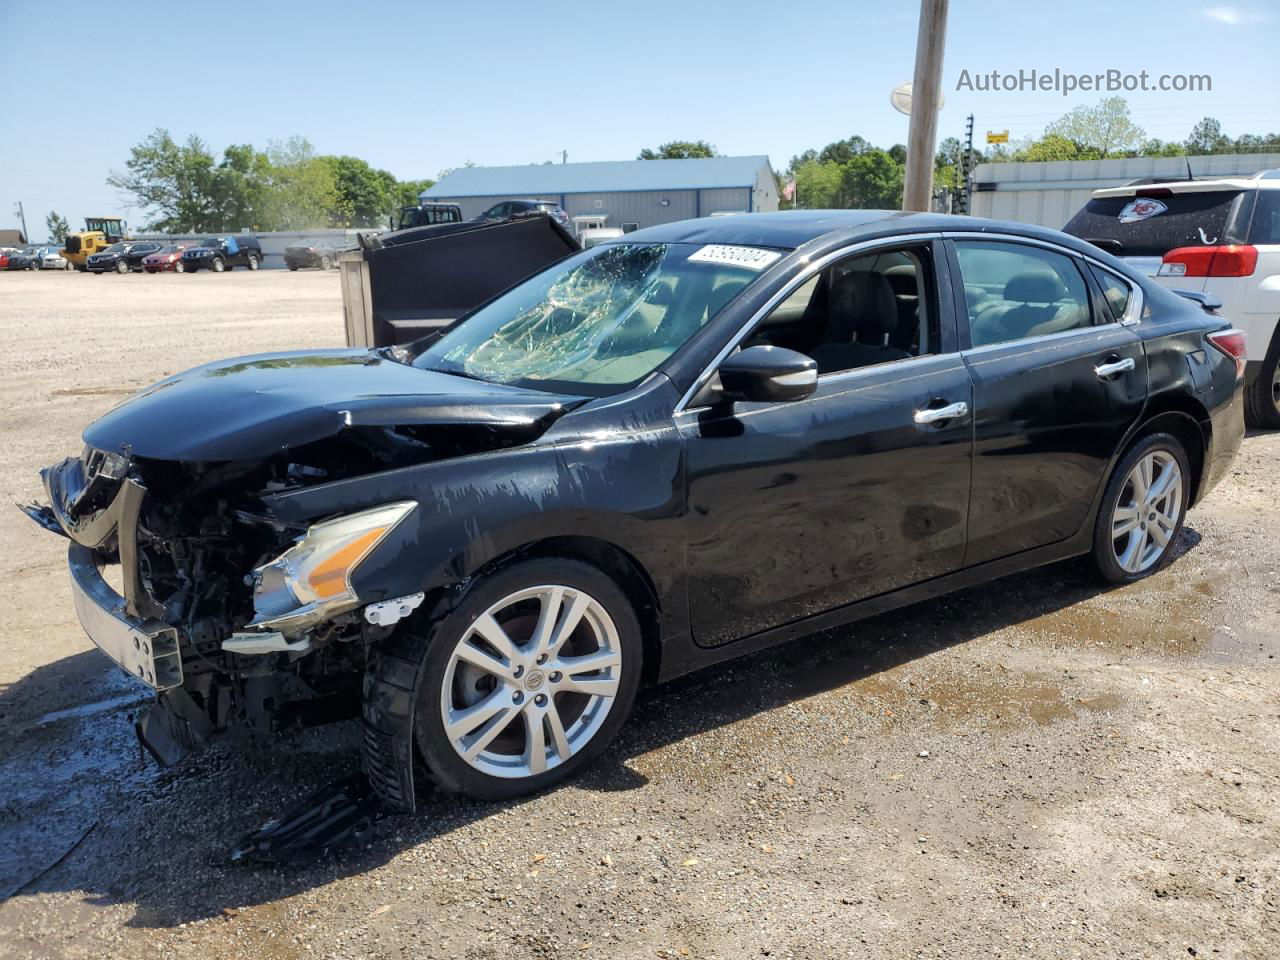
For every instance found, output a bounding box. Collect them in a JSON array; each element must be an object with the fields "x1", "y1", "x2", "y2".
[
  {"x1": 86, "y1": 241, "x2": 163, "y2": 274},
  {"x1": 475, "y1": 199, "x2": 572, "y2": 231},
  {"x1": 181, "y1": 236, "x2": 264, "y2": 273}
]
